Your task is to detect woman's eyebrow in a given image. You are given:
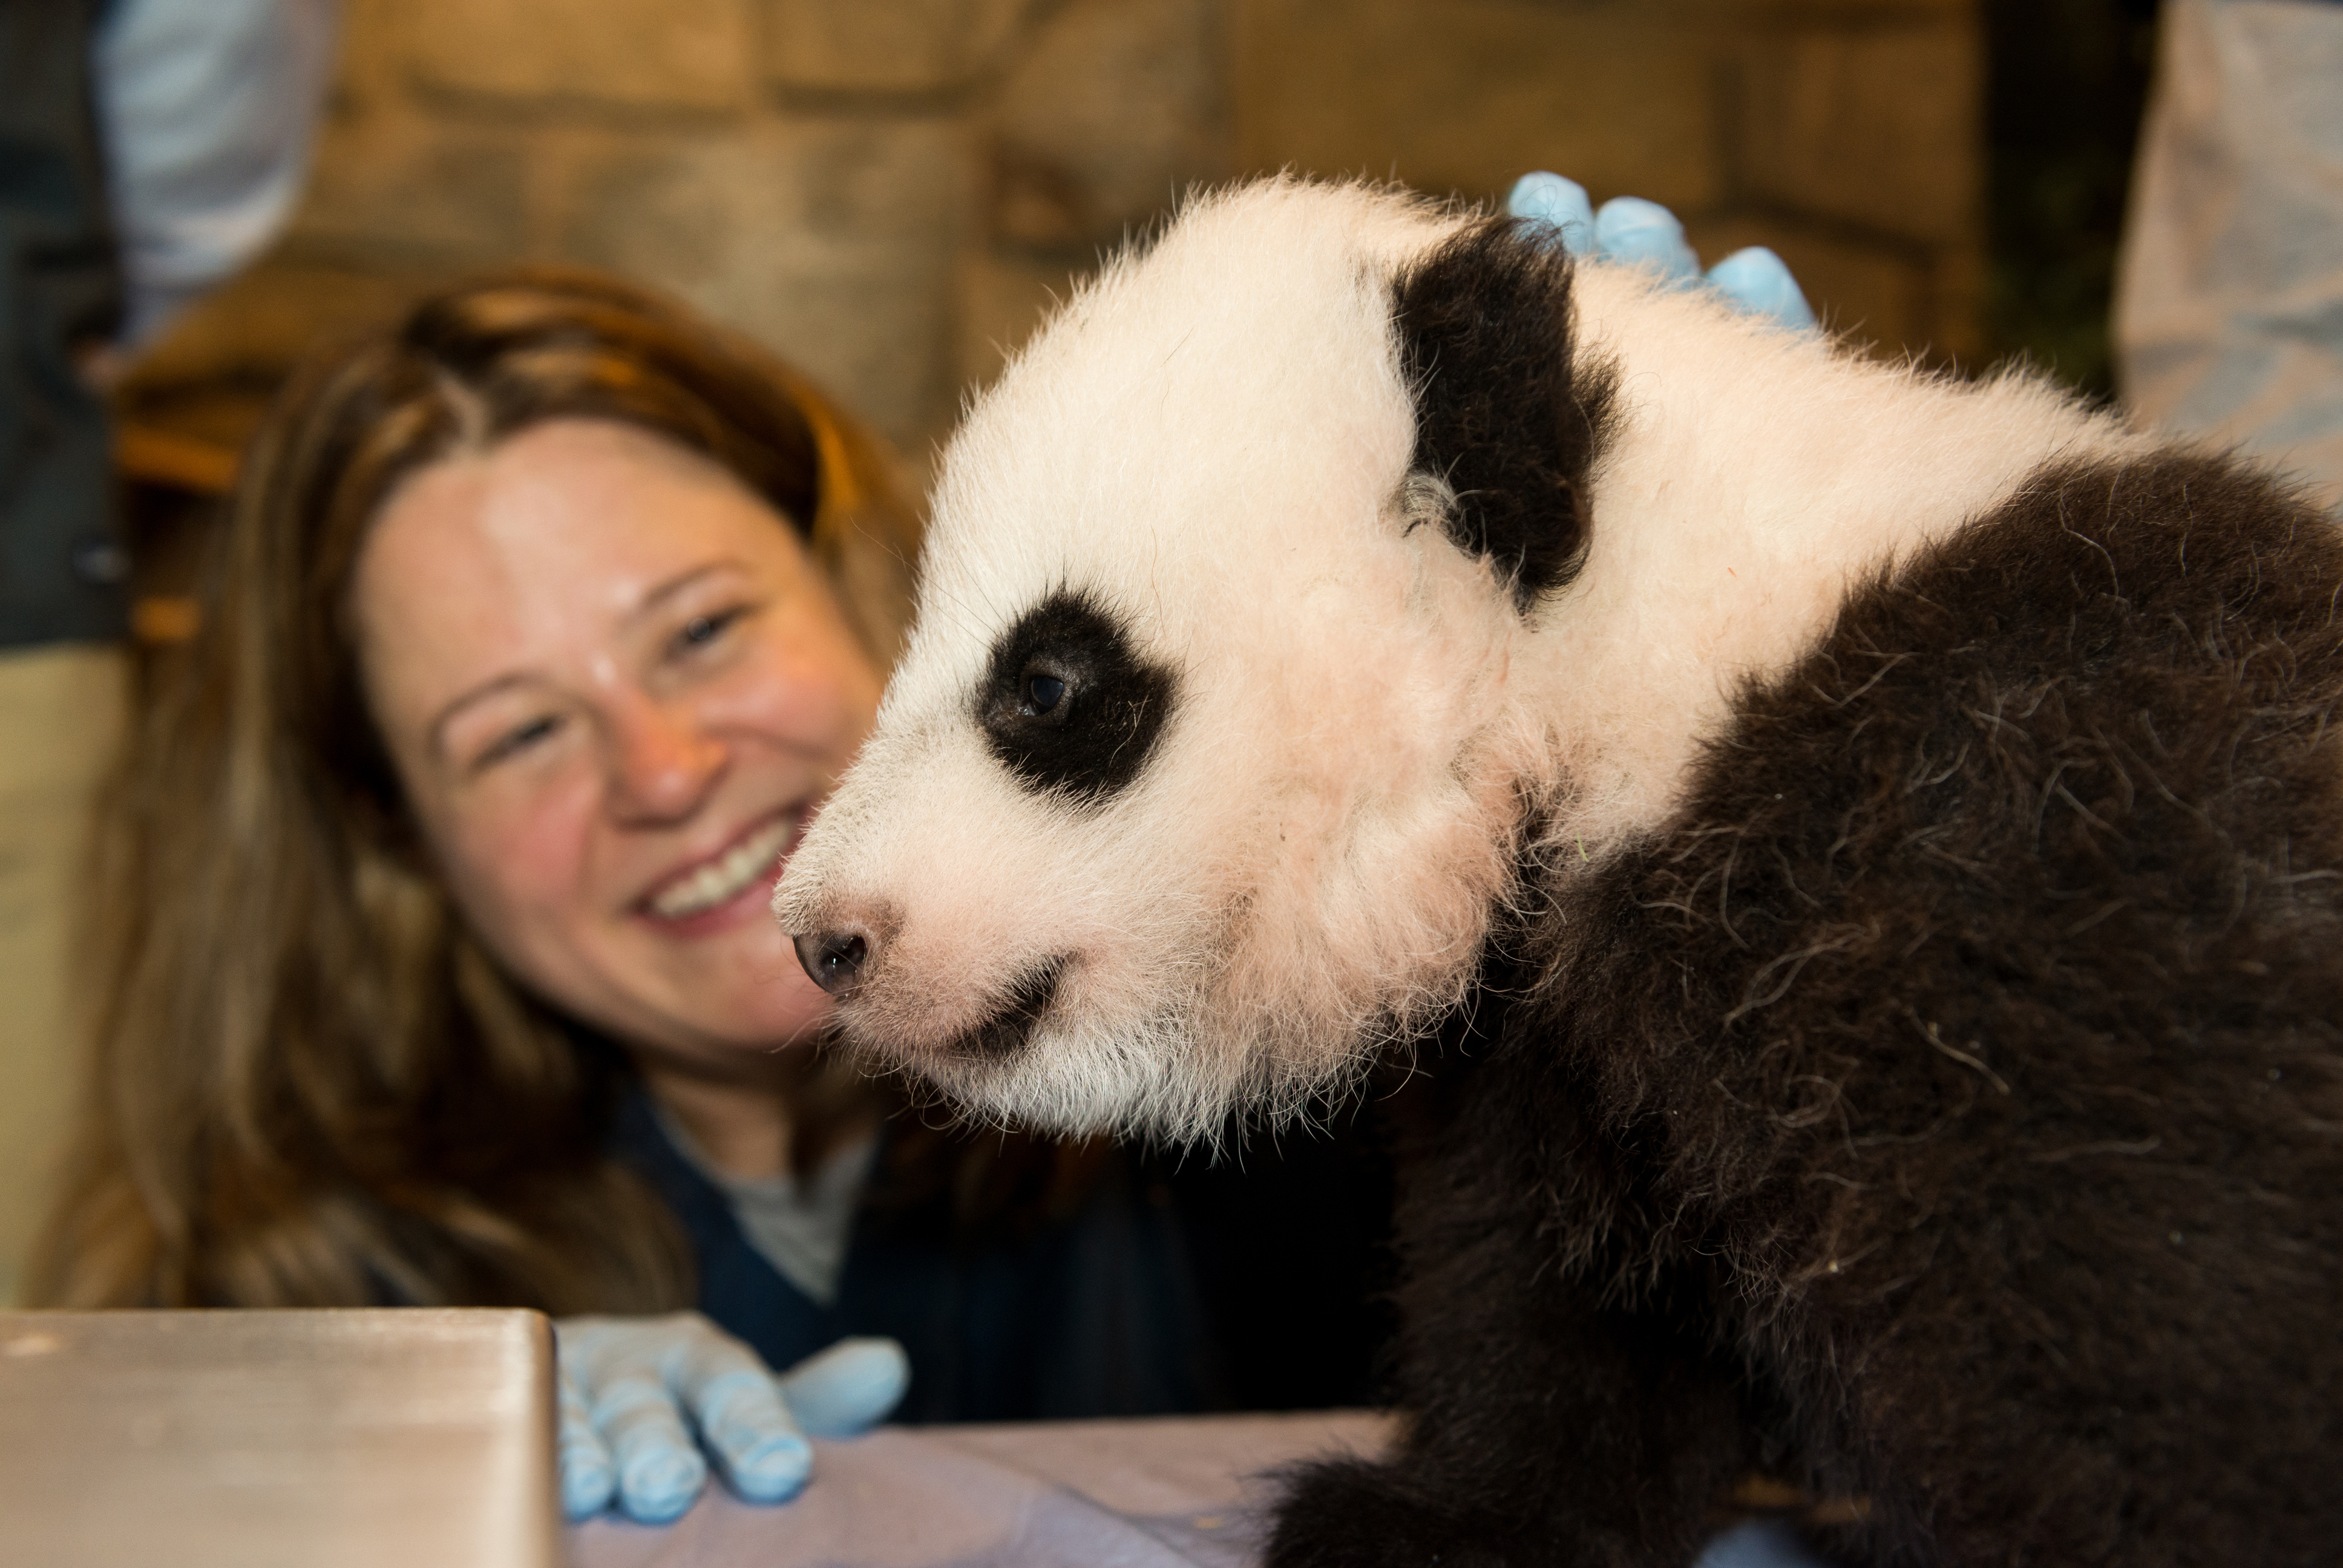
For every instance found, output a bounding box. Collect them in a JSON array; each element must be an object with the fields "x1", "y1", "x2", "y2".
[
  {"x1": 427, "y1": 671, "x2": 539, "y2": 762},
  {"x1": 629, "y1": 558, "x2": 752, "y2": 626}
]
